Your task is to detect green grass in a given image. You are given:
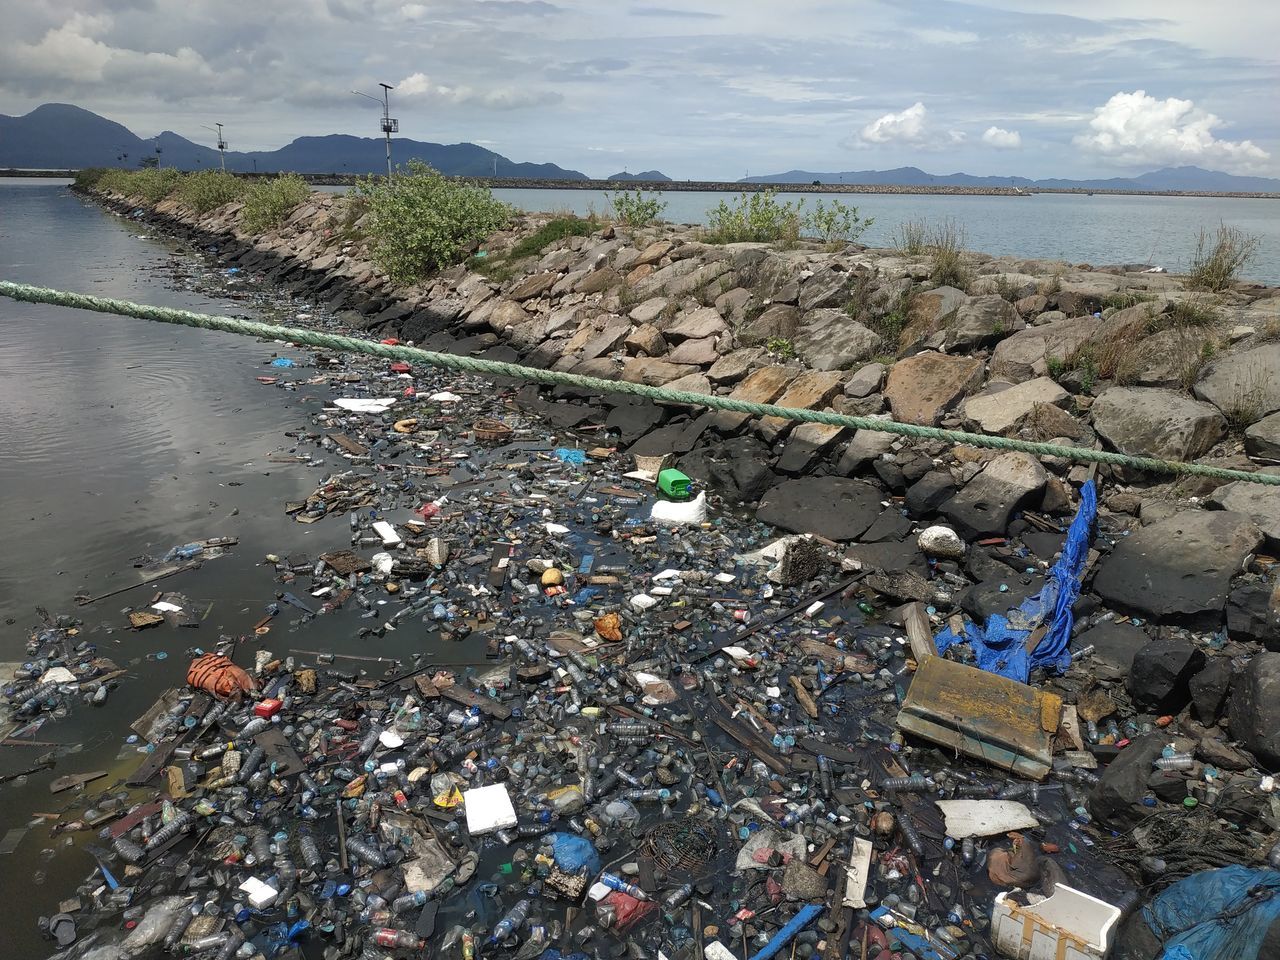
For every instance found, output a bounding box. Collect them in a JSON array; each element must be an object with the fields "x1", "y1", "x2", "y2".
[
  {"x1": 505, "y1": 216, "x2": 599, "y2": 261},
  {"x1": 1102, "y1": 291, "x2": 1156, "y2": 311},
  {"x1": 240, "y1": 174, "x2": 312, "y2": 233},
  {"x1": 1187, "y1": 223, "x2": 1261, "y2": 292},
  {"x1": 173, "y1": 170, "x2": 247, "y2": 214}
]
